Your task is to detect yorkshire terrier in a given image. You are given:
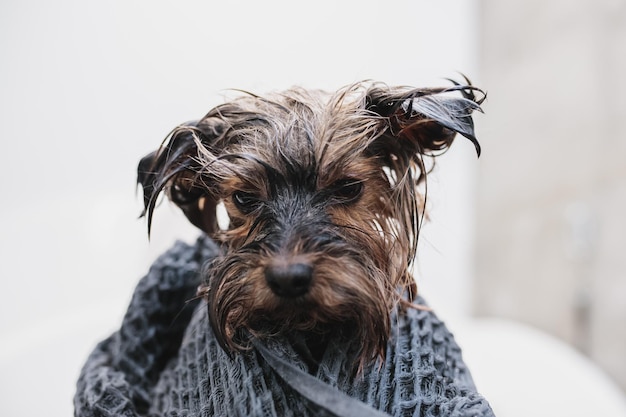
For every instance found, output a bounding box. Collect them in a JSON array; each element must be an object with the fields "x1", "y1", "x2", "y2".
[{"x1": 137, "y1": 79, "x2": 484, "y2": 371}]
